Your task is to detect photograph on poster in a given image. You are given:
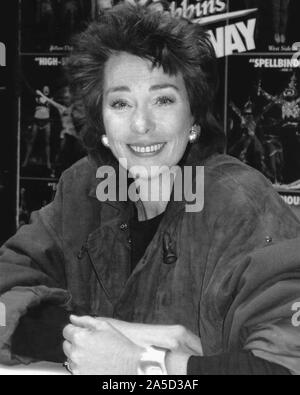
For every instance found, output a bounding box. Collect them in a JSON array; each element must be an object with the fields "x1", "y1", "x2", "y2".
[
  {"x1": 20, "y1": 55, "x2": 85, "y2": 180},
  {"x1": 230, "y1": 0, "x2": 300, "y2": 52},
  {"x1": 21, "y1": 0, "x2": 94, "y2": 53},
  {"x1": 227, "y1": 54, "x2": 300, "y2": 190}
]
